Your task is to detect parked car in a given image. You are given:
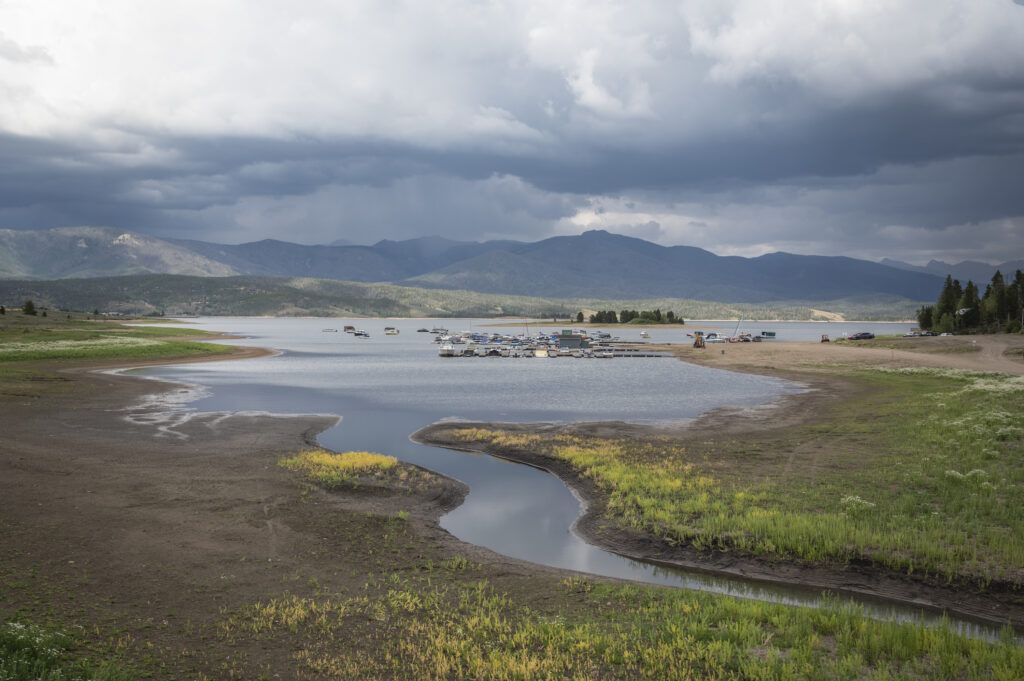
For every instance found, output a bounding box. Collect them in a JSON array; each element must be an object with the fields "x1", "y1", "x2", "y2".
[
  {"x1": 848, "y1": 332, "x2": 875, "y2": 340},
  {"x1": 940, "y1": 332, "x2": 954, "y2": 336},
  {"x1": 920, "y1": 330, "x2": 938, "y2": 336}
]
